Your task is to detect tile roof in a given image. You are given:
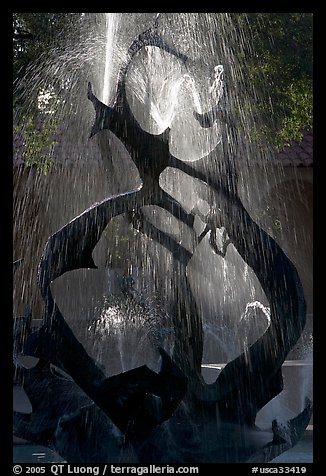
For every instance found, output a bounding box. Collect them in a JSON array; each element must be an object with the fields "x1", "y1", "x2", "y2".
[{"x1": 272, "y1": 130, "x2": 313, "y2": 167}]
